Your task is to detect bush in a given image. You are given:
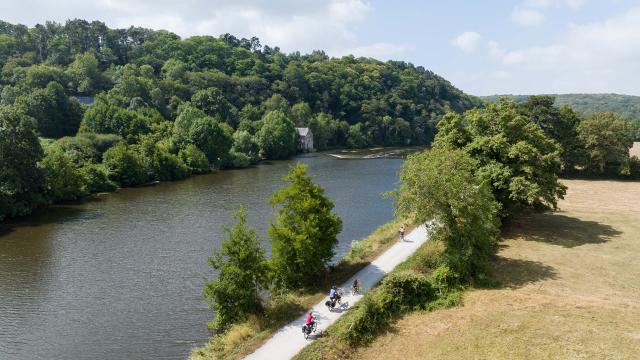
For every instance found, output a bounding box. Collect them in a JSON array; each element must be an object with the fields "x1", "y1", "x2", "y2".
[
  {"x1": 39, "y1": 146, "x2": 87, "y2": 202},
  {"x1": 337, "y1": 272, "x2": 434, "y2": 346},
  {"x1": 229, "y1": 150, "x2": 251, "y2": 168},
  {"x1": 55, "y1": 133, "x2": 122, "y2": 166},
  {"x1": 382, "y1": 272, "x2": 435, "y2": 310},
  {"x1": 178, "y1": 144, "x2": 210, "y2": 174},
  {"x1": 102, "y1": 143, "x2": 148, "y2": 187},
  {"x1": 79, "y1": 163, "x2": 117, "y2": 193}
]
